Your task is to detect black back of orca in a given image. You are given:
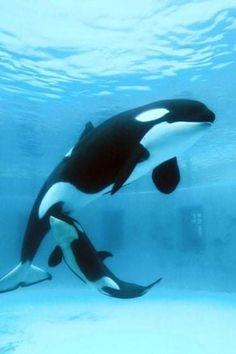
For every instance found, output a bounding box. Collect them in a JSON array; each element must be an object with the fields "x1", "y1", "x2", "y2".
[
  {"x1": 31, "y1": 98, "x2": 215, "y2": 198},
  {"x1": 58, "y1": 116, "x2": 149, "y2": 193},
  {"x1": 55, "y1": 99, "x2": 215, "y2": 194}
]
